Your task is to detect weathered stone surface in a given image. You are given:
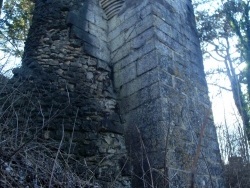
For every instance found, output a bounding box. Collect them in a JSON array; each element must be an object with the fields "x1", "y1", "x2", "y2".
[
  {"x1": 110, "y1": 0, "x2": 225, "y2": 187},
  {"x1": 0, "y1": 0, "x2": 225, "y2": 187}
]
